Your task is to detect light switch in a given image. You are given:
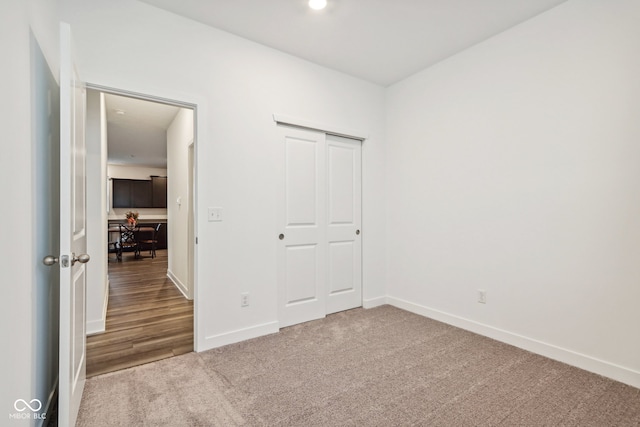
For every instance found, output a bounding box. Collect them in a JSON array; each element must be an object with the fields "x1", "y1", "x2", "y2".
[{"x1": 208, "y1": 207, "x2": 223, "y2": 222}]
